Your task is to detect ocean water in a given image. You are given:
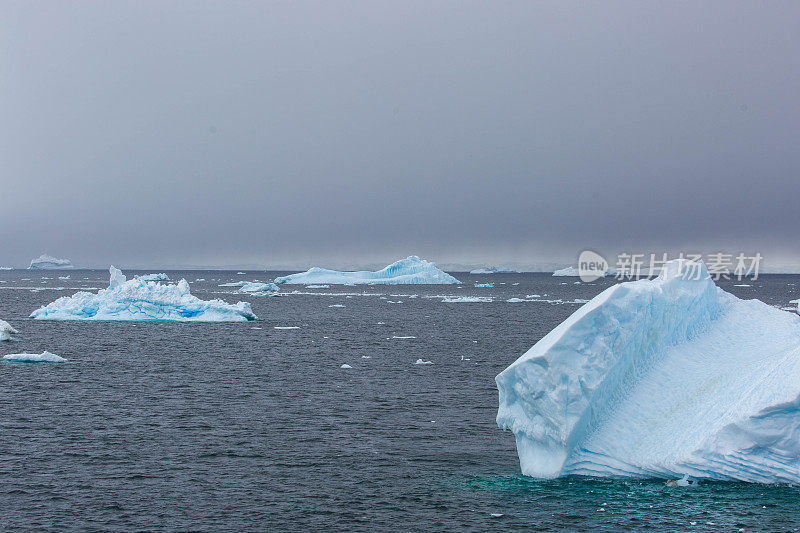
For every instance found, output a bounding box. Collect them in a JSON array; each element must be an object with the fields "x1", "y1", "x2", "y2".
[{"x1": 1, "y1": 270, "x2": 799, "y2": 532}]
